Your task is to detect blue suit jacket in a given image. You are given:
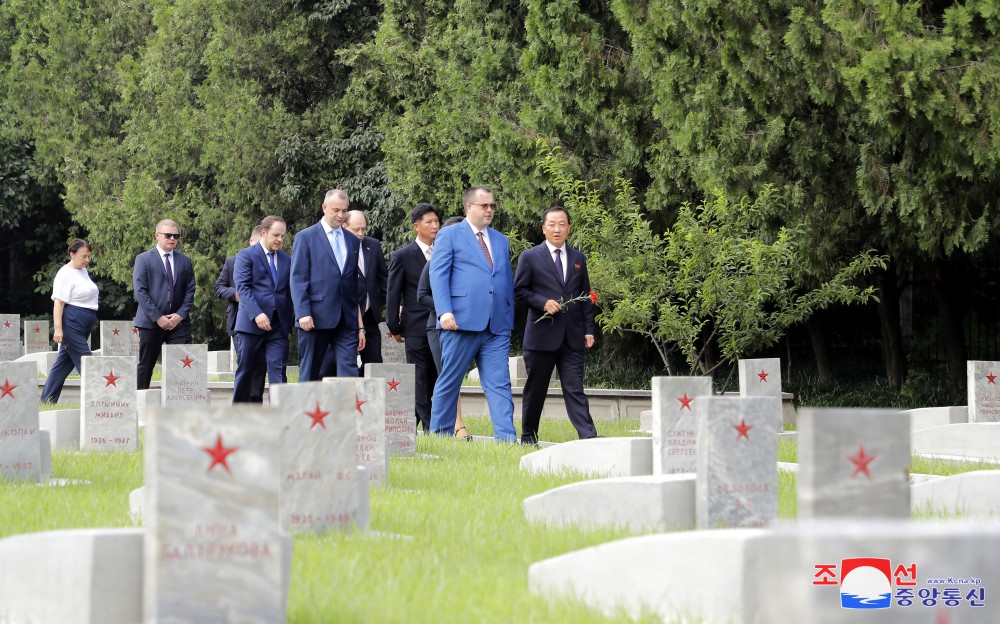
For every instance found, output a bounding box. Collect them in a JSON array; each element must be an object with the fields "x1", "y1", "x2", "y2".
[
  {"x1": 514, "y1": 243, "x2": 595, "y2": 352},
  {"x1": 132, "y1": 247, "x2": 196, "y2": 329},
  {"x1": 290, "y1": 221, "x2": 361, "y2": 330},
  {"x1": 429, "y1": 221, "x2": 514, "y2": 335},
  {"x1": 234, "y1": 244, "x2": 294, "y2": 335}
]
